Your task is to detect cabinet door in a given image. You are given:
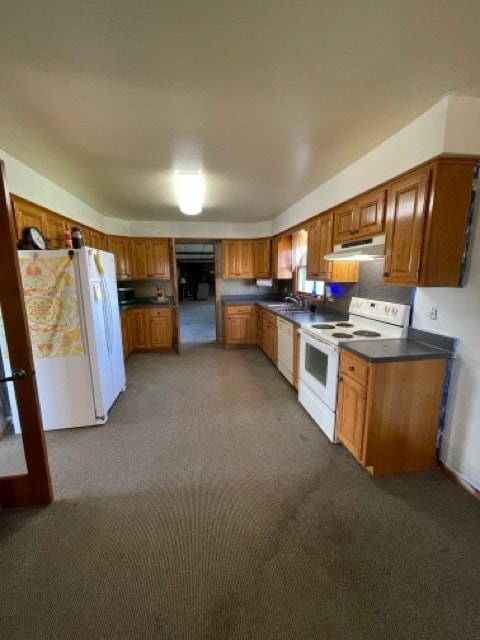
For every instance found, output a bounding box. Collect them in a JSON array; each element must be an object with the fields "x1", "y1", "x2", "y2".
[
  {"x1": 12, "y1": 197, "x2": 46, "y2": 242},
  {"x1": 254, "y1": 238, "x2": 271, "y2": 278},
  {"x1": 131, "y1": 239, "x2": 150, "y2": 278},
  {"x1": 262, "y1": 312, "x2": 277, "y2": 362},
  {"x1": 149, "y1": 309, "x2": 172, "y2": 348},
  {"x1": 384, "y1": 169, "x2": 430, "y2": 285},
  {"x1": 222, "y1": 240, "x2": 237, "y2": 278},
  {"x1": 222, "y1": 240, "x2": 254, "y2": 278},
  {"x1": 121, "y1": 313, "x2": 129, "y2": 359},
  {"x1": 356, "y1": 188, "x2": 386, "y2": 239},
  {"x1": 333, "y1": 202, "x2": 356, "y2": 243},
  {"x1": 306, "y1": 218, "x2": 321, "y2": 279},
  {"x1": 107, "y1": 236, "x2": 132, "y2": 279},
  {"x1": 272, "y1": 235, "x2": 293, "y2": 279},
  {"x1": 317, "y1": 212, "x2": 334, "y2": 279},
  {"x1": 127, "y1": 309, "x2": 150, "y2": 349},
  {"x1": 89, "y1": 230, "x2": 107, "y2": 250},
  {"x1": 150, "y1": 239, "x2": 170, "y2": 278},
  {"x1": 330, "y1": 261, "x2": 359, "y2": 282},
  {"x1": 226, "y1": 315, "x2": 254, "y2": 345},
  {"x1": 44, "y1": 212, "x2": 67, "y2": 249},
  {"x1": 238, "y1": 241, "x2": 254, "y2": 277},
  {"x1": 337, "y1": 375, "x2": 367, "y2": 461}
]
